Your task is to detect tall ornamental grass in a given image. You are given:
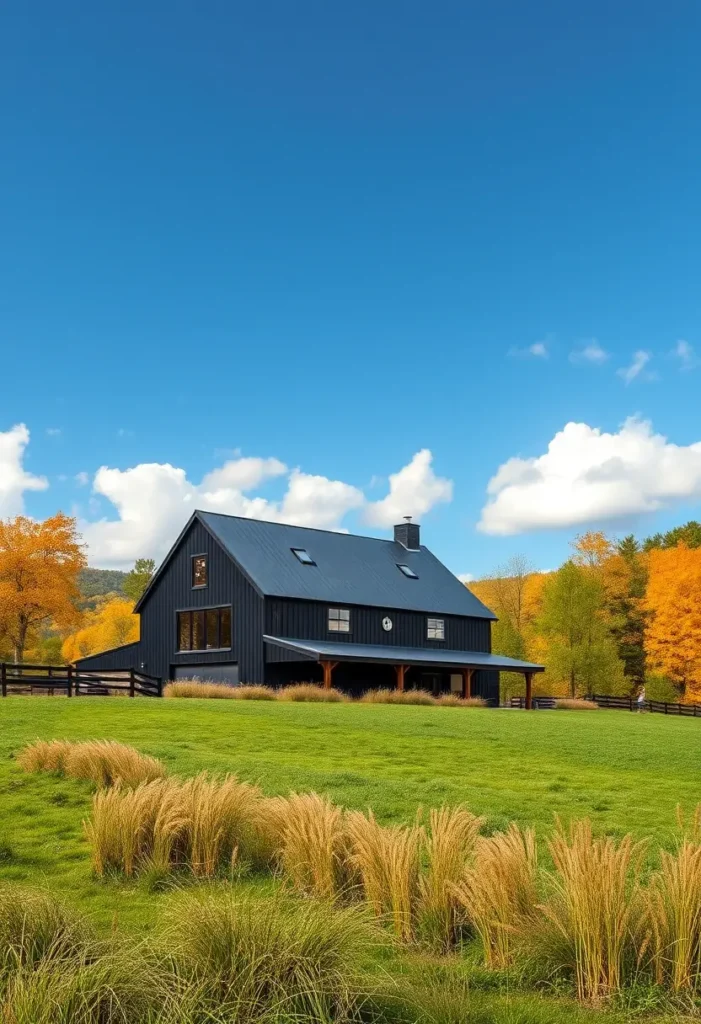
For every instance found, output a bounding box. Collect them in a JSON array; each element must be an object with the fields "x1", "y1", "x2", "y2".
[
  {"x1": 539, "y1": 819, "x2": 646, "y2": 1005},
  {"x1": 277, "y1": 683, "x2": 349, "y2": 702},
  {"x1": 261, "y1": 792, "x2": 354, "y2": 899},
  {"x1": 85, "y1": 773, "x2": 262, "y2": 878},
  {"x1": 345, "y1": 810, "x2": 424, "y2": 941},
  {"x1": 642, "y1": 839, "x2": 701, "y2": 993},
  {"x1": 163, "y1": 681, "x2": 277, "y2": 700},
  {"x1": 418, "y1": 806, "x2": 483, "y2": 949},
  {"x1": 450, "y1": 823, "x2": 539, "y2": 968},
  {"x1": 18, "y1": 739, "x2": 165, "y2": 787}
]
